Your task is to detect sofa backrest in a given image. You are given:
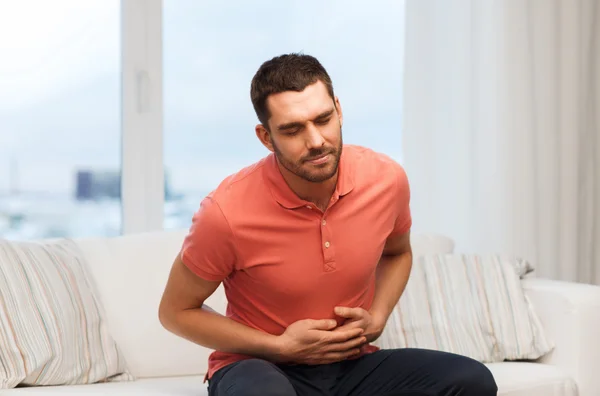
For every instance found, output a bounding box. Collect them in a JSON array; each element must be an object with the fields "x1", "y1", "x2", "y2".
[
  {"x1": 73, "y1": 230, "x2": 455, "y2": 379},
  {"x1": 74, "y1": 230, "x2": 225, "y2": 379}
]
